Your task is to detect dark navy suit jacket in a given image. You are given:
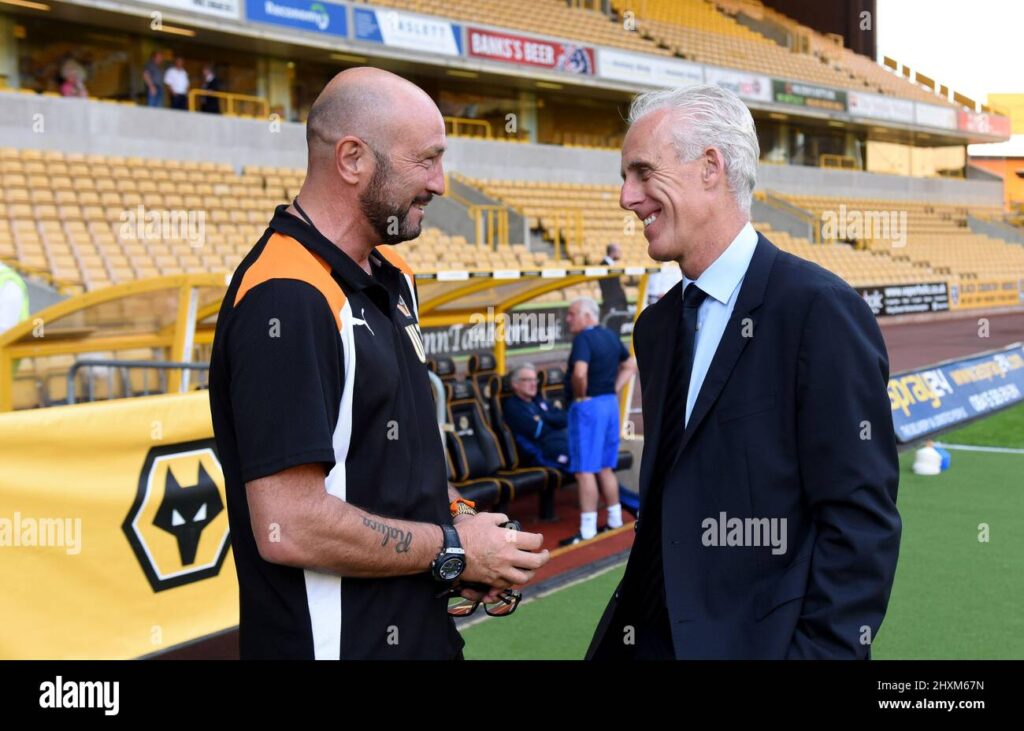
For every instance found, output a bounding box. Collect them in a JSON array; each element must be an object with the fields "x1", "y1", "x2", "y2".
[{"x1": 586, "y1": 233, "x2": 901, "y2": 659}]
